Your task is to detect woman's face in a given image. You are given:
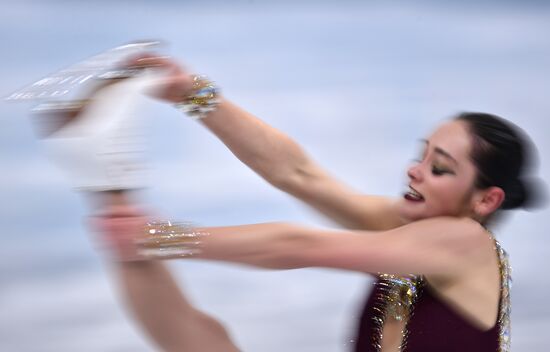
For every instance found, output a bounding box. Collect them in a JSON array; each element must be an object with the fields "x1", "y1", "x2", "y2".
[{"x1": 397, "y1": 120, "x2": 480, "y2": 222}]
